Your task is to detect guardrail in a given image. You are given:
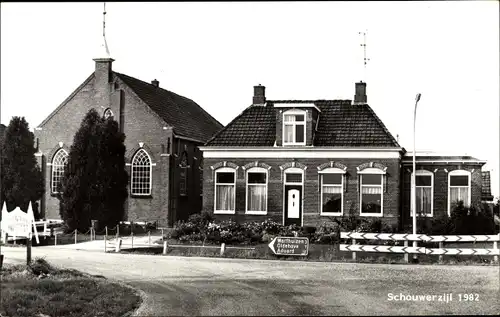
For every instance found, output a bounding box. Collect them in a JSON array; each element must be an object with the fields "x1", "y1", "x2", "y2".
[{"x1": 340, "y1": 232, "x2": 499, "y2": 263}]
